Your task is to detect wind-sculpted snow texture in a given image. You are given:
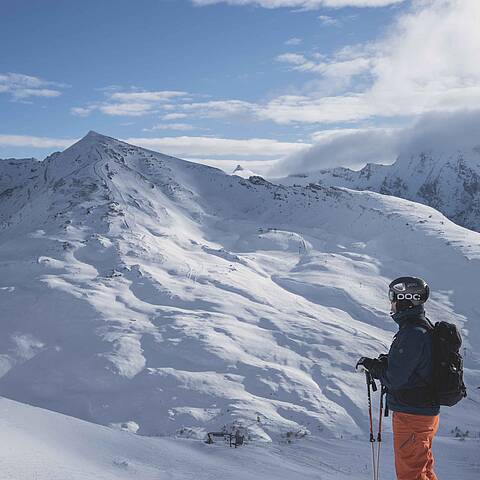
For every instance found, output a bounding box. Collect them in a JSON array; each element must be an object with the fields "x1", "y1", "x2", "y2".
[
  {"x1": 278, "y1": 148, "x2": 480, "y2": 232},
  {"x1": 0, "y1": 132, "x2": 479, "y2": 446}
]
